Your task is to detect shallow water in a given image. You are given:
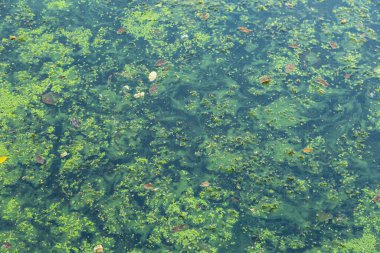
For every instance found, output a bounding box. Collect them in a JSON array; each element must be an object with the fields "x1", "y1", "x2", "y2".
[{"x1": 0, "y1": 0, "x2": 379, "y2": 252}]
